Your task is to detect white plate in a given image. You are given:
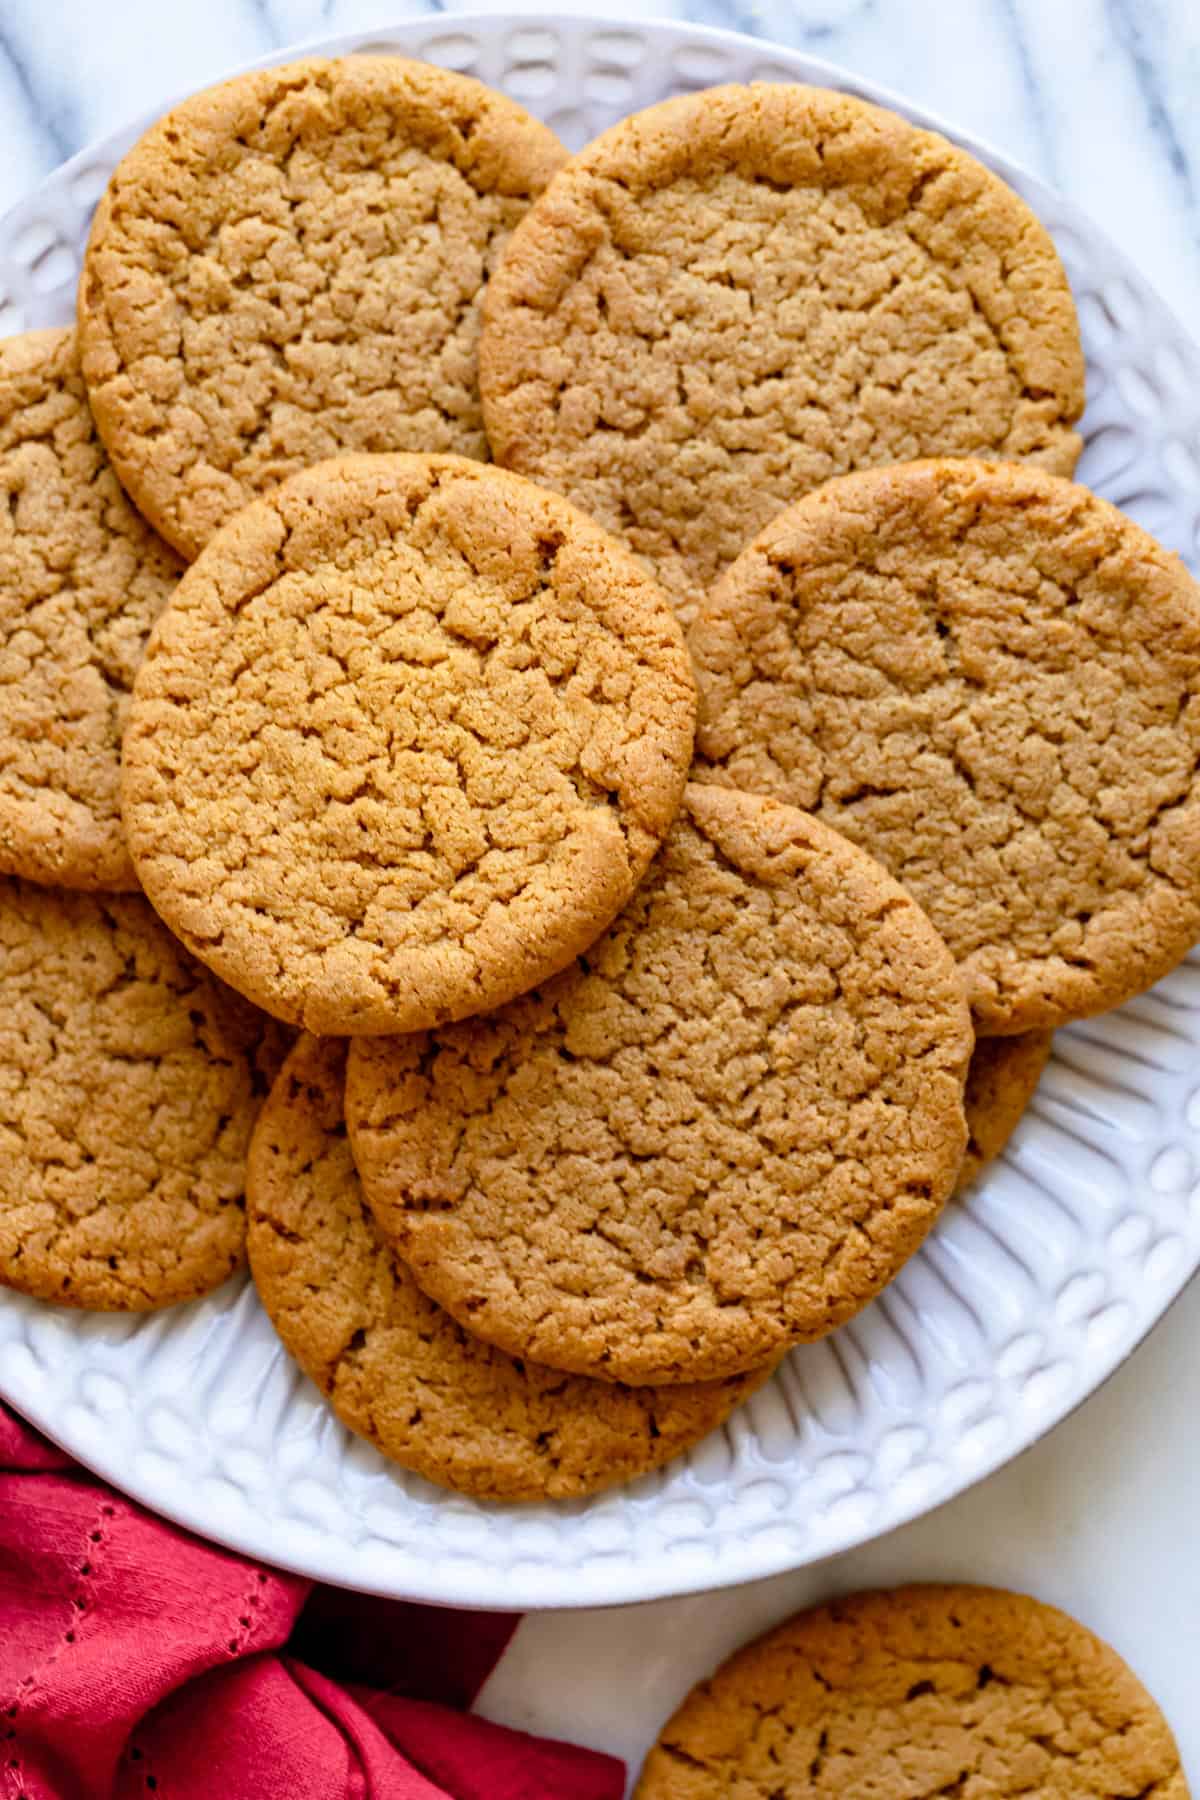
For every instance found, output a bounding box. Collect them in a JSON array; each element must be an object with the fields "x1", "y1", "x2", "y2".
[{"x1": 2, "y1": 11, "x2": 1200, "y2": 1612}]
